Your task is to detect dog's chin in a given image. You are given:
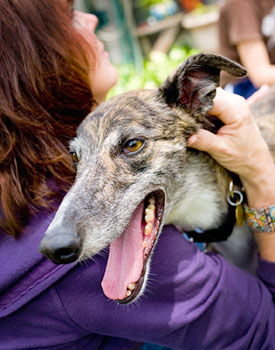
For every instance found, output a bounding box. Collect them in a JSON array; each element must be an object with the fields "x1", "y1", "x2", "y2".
[{"x1": 116, "y1": 189, "x2": 165, "y2": 304}]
